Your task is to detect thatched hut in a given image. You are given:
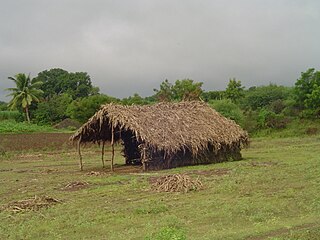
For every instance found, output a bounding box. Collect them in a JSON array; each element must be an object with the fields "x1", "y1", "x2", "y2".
[{"x1": 70, "y1": 101, "x2": 248, "y2": 171}]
